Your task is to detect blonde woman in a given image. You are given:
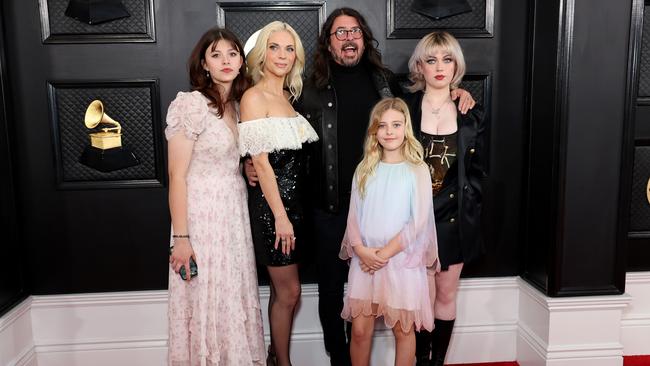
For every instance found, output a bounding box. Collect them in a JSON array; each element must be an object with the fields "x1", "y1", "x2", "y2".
[
  {"x1": 339, "y1": 97, "x2": 438, "y2": 366},
  {"x1": 405, "y1": 31, "x2": 487, "y2": 366},
  {"x1": 238, "y1": 21, "x2": 318, "y2": 366}
]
